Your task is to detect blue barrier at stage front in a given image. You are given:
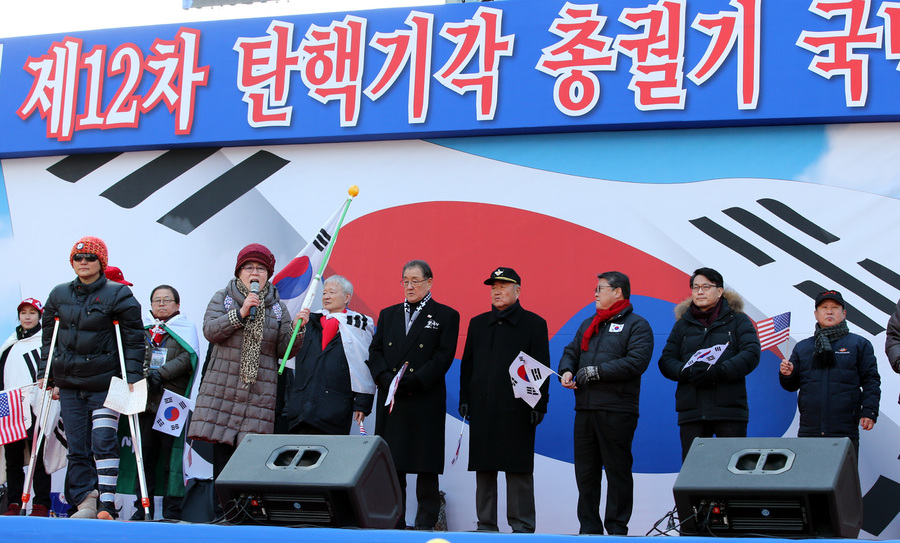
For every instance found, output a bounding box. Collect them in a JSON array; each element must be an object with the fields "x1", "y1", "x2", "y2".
[{"x1": 0, "y1": 516, "x2": 864, "y2": 543}]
